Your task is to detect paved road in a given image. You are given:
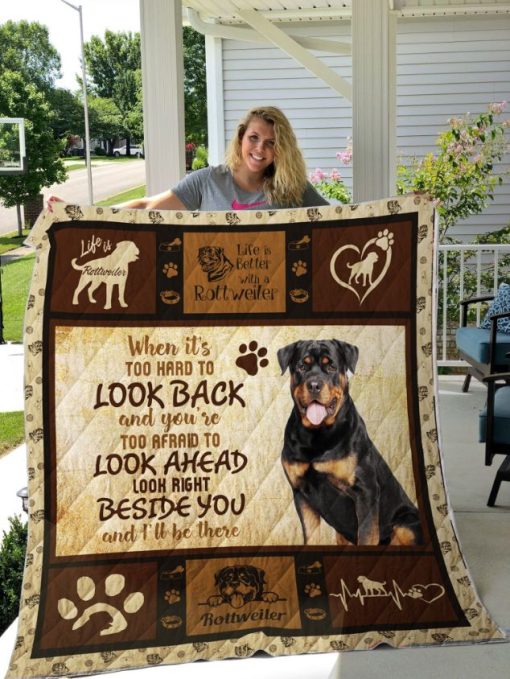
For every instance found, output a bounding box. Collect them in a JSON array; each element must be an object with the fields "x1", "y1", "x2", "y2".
[{"x1": 0, "y1": 160, "x2": 146, "y2": 235}]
